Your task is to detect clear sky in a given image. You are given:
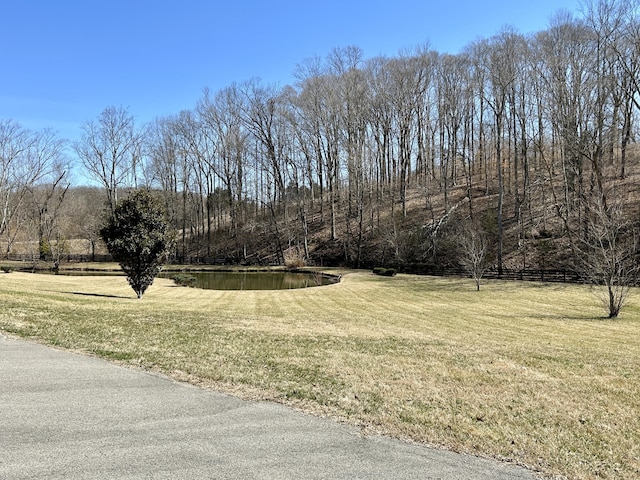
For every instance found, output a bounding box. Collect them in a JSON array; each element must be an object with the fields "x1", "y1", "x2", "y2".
[{"x1": 1, "y1": 0, "x2": 580, "y2": 144}]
